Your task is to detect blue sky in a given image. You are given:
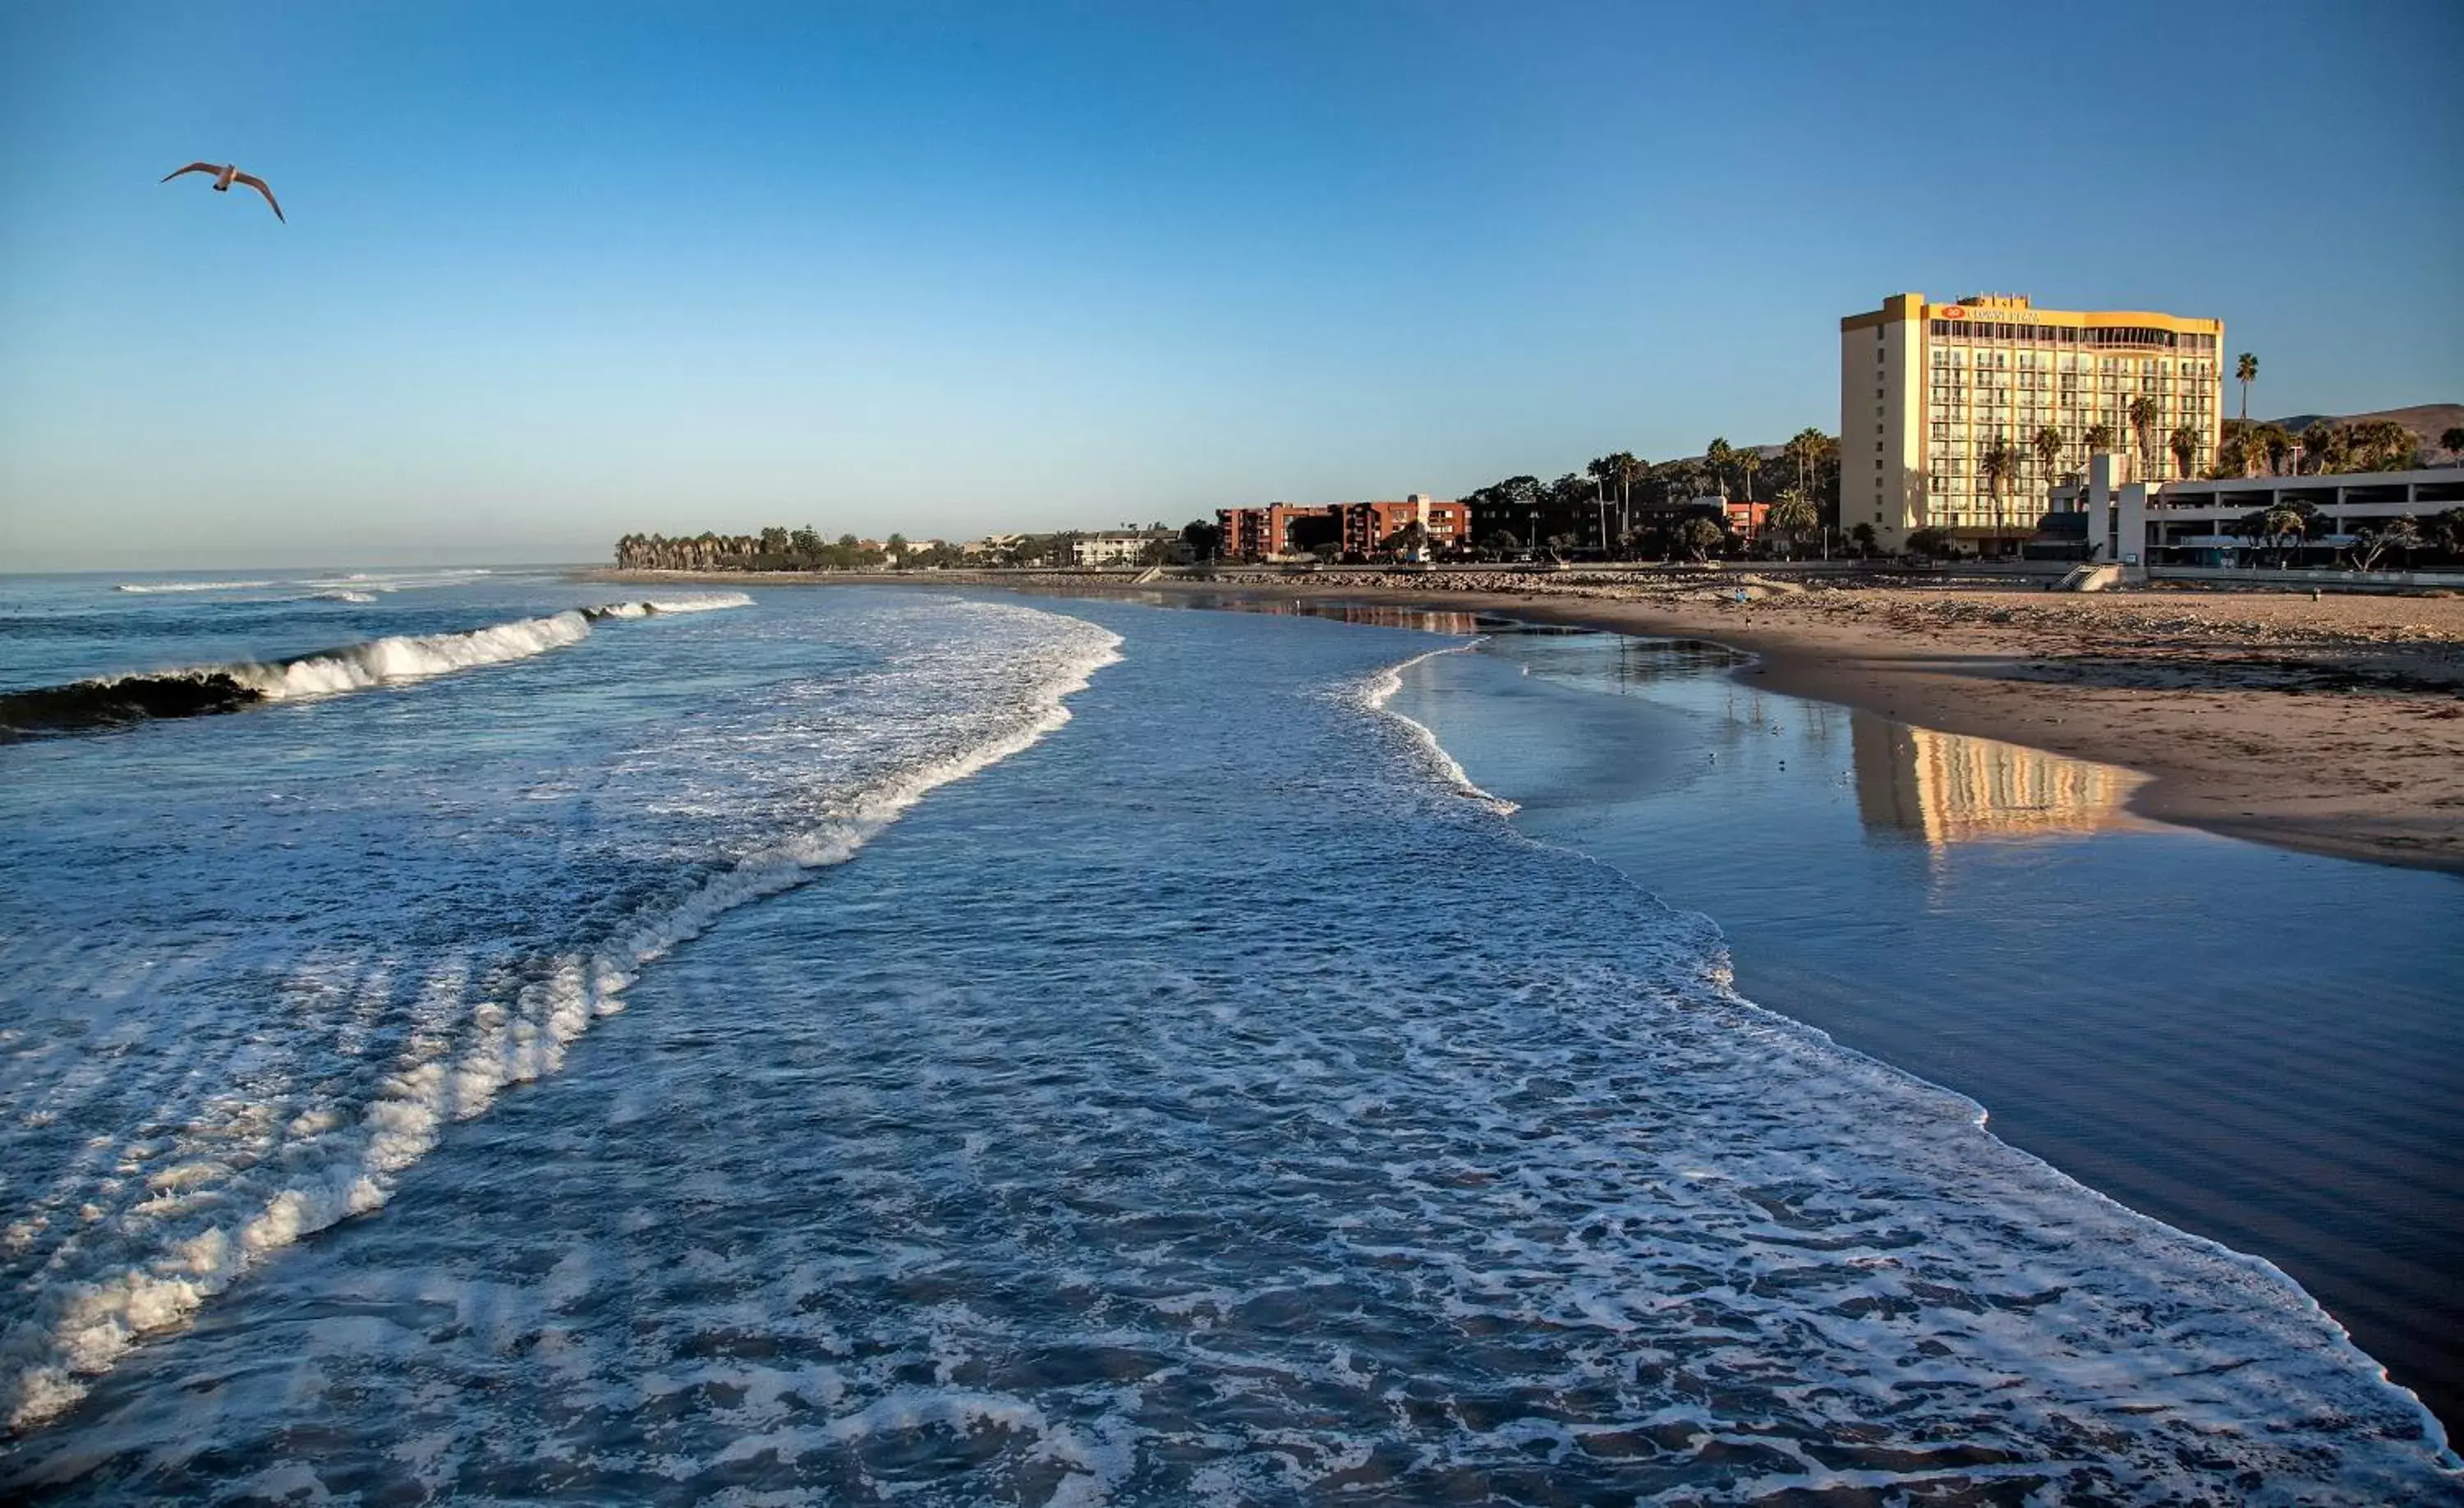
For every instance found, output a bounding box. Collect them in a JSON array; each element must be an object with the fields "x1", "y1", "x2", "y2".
[{"x1": 2, "y1": 1, "x2": 2457, "y2": 568}]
